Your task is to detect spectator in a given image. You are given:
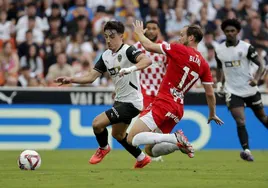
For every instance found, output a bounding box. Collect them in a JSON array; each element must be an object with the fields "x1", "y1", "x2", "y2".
[
  {"x1": 0, "y1": 41, "x2": 19, "y2": 86},
  {"x1": 65, "y1": 0, "x2": 94, "y2": 22},
  {"x1": 46, "y1": 53, "x2": 74, "y2": 86},
  {"x1": 66, "y1": 33, "x2": 93, "y2": 63},
  {"x1": 17, "y1": 30, "x2": 38, "y2": 58},
  {"x1": 166, "y1": 7, "x2": 190, "y2": 41},
  {"x1": 20, "y1": 44, "x2": 44, "y2": 78},
  {"x1": 16, "y1": 16, "x2": 44, "y2": 46},
  {"x1": 0, "y1": 10, "x2": 14, "y2": 42},
  {"x1": 16, "y1": 2, "x2": 49, "y2": 32},
  {"x1": 242, "y1": 15, "x2": 268, "y2": 53}
]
